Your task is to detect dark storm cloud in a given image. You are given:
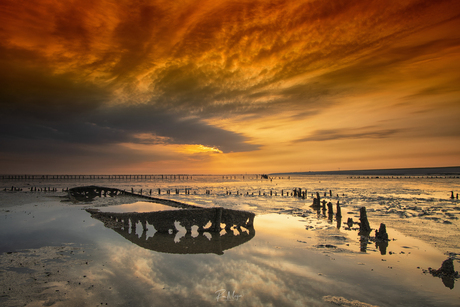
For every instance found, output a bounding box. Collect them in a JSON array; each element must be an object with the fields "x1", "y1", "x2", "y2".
[
  {"x1": 91, "y1": 104, "x2": 259, "y2": 152},
  {"x1": 0, "y1": 42, "x2": 258, "y2": 154},
  {"x1": 0, "y1": 102, "x2": 258, "y2": 154}
]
